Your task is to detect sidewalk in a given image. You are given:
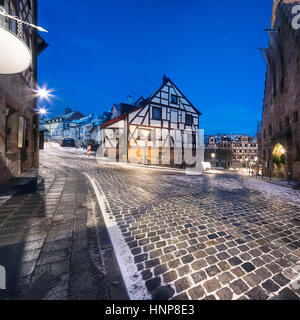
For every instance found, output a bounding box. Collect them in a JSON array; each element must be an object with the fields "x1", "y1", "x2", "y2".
[
  {"x1": 0, "y1": 165, "x2": 128, "y2": 300},
  {"x1": 252, "y1": 176, "x2": 300, "y2": 190}
]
